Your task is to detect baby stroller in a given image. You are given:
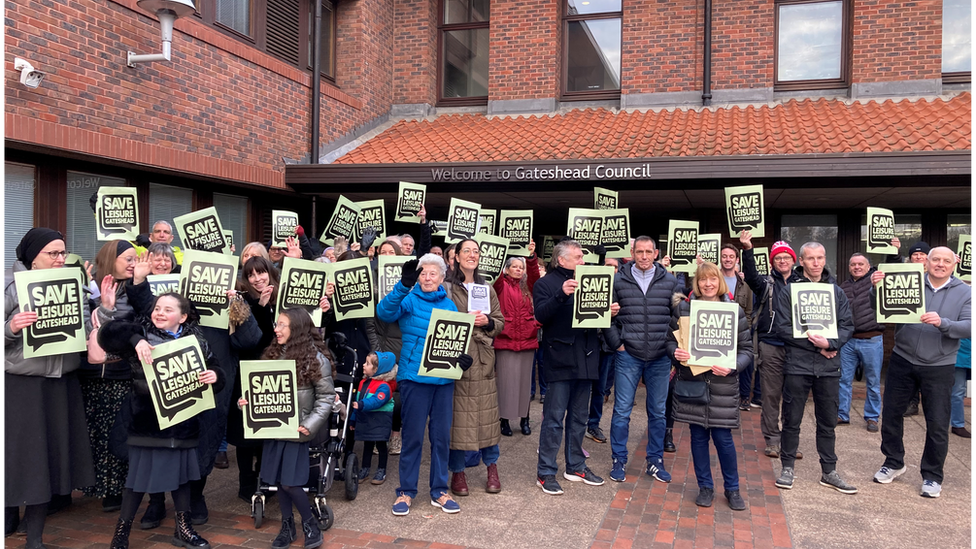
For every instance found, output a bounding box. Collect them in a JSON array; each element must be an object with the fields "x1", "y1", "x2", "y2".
[{"x1": 251, "y1": 333, "x2": 360, "y2": 531}]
